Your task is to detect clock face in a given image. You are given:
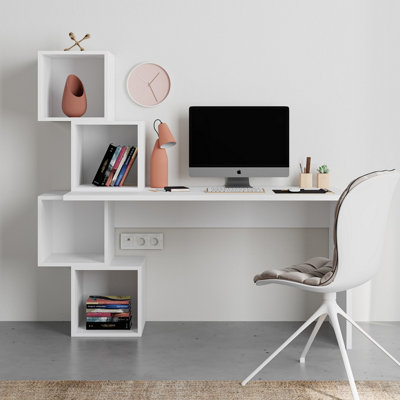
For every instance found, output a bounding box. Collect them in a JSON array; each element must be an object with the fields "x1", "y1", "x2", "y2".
[{"x1": 127, "y1": 63, "x2": 171, "y2": 107}]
